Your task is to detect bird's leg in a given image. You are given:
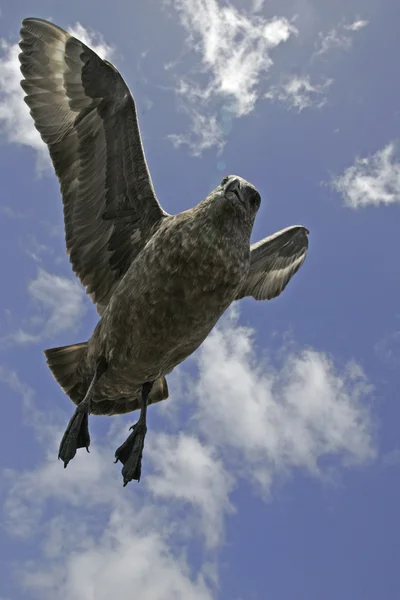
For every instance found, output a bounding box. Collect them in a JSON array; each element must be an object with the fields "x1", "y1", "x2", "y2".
[
  {"x1": 58, "y1": 358, "x2": 107, "y2": 468},
  {"x1": 114, "y1": 381, "x2": 153, "y2": 486}
]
